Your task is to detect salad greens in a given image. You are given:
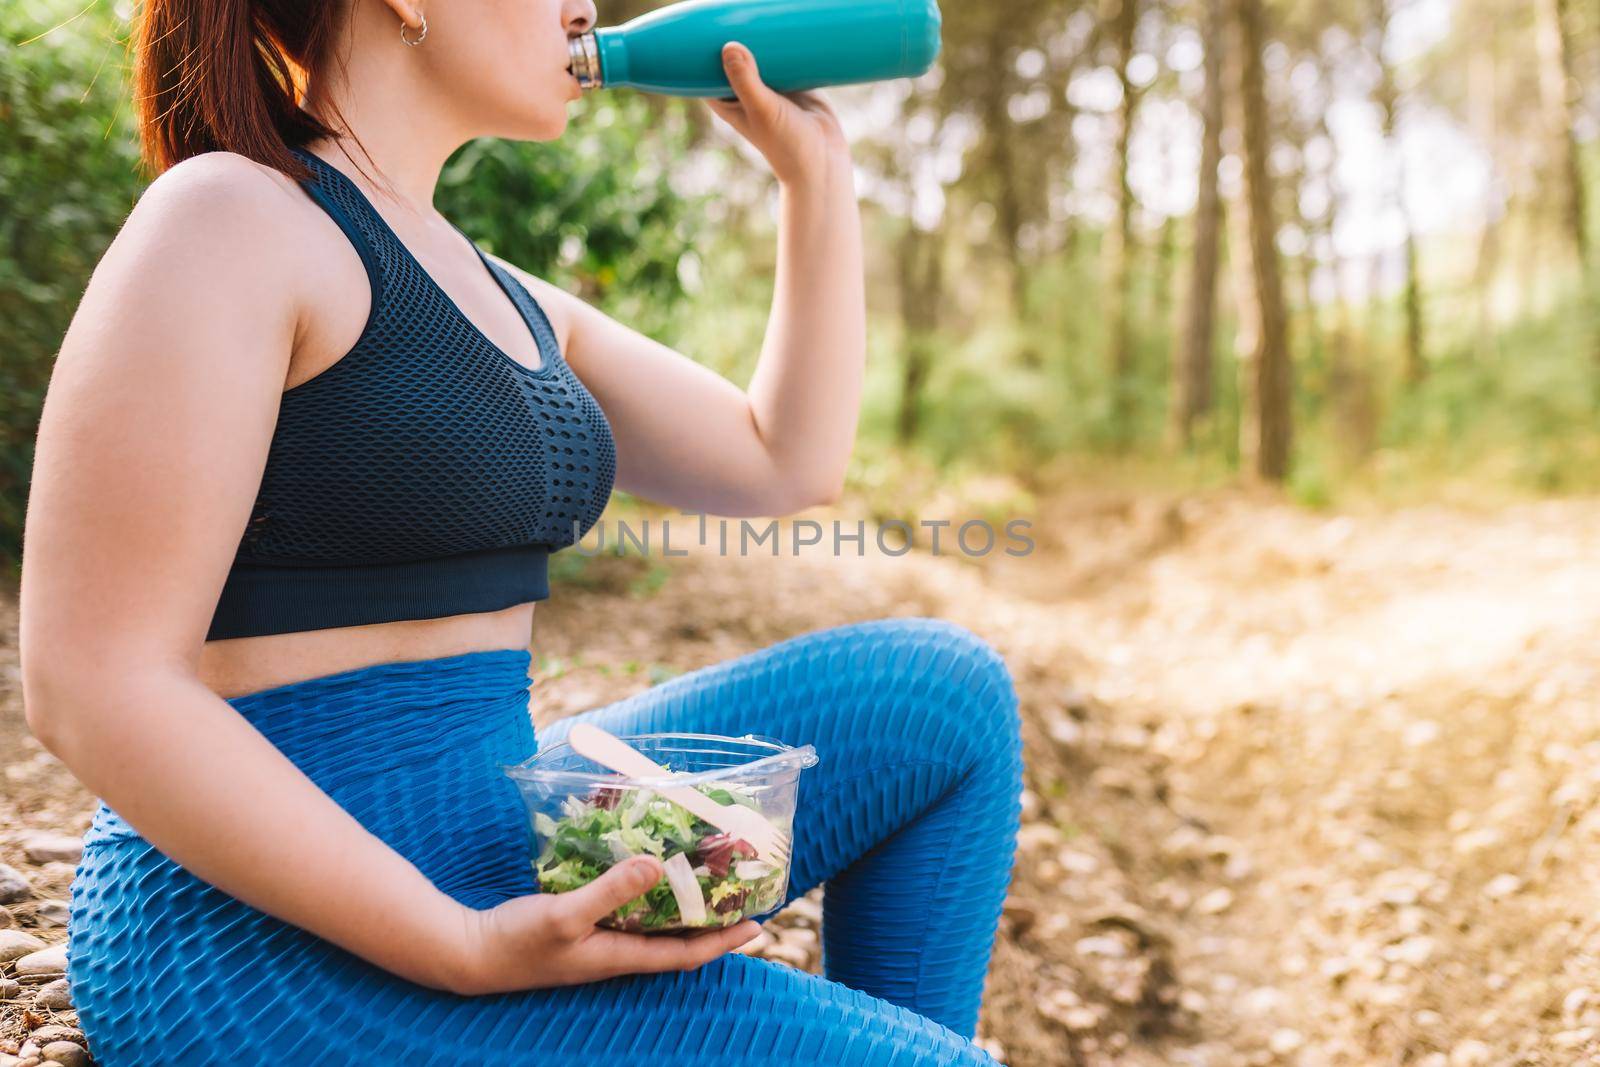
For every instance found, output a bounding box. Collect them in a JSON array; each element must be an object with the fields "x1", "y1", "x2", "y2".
[{"x1": 533, "y1": 780, "x2": 787, "y2": 932}]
